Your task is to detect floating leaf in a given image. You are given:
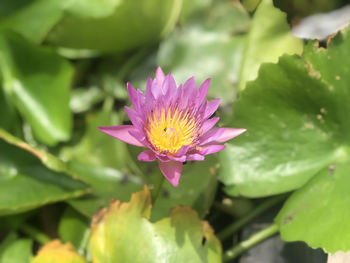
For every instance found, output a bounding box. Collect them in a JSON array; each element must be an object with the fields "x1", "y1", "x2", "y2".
[
  {"x1": 90, "y1": 186, "x2": 222, "y2": 263},
  {"x1": 276, "y1": 162, "x2": 350, "y2": 253},
  {"x1": 220, "y1": 26, "x2": 350, "y2": 197}
]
